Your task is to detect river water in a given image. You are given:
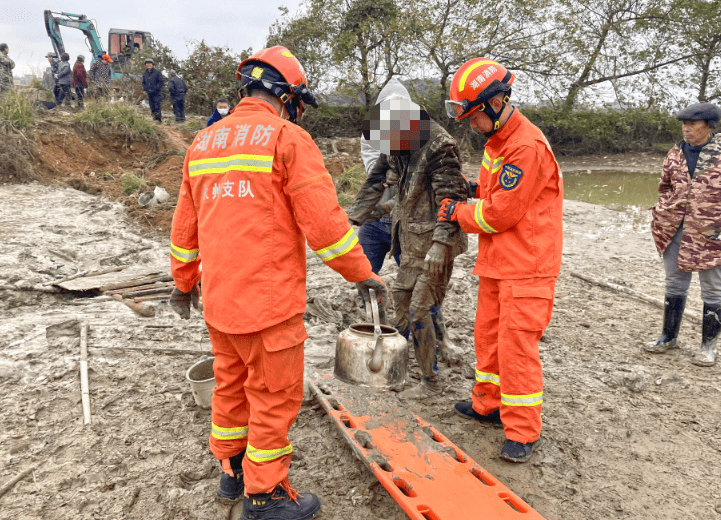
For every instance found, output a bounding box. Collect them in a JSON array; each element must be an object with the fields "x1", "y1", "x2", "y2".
[{"x1": 564, "y1": 170, "x2": 660, "y2": 208}]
